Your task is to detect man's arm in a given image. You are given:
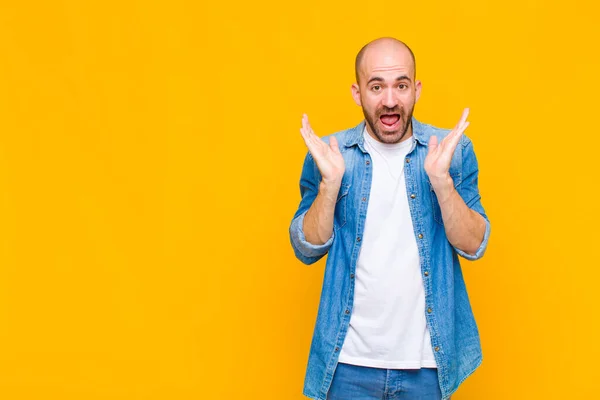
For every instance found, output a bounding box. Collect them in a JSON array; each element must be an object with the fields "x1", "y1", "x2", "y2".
[
  {"x1": 425, "y1": 109, "x2": 491, "y2": 261},
  {"x1": 303, "y1": 181, "x2": 340, "y2": 245},
  {"x1": 289, "y1": 114, "x2": 345, "y2": 265},
  {"x1": 431, "y1": 146, "x2": 490, "y2": 258},
  {"x1": 289, "y1": 153, "x2": 339, "y2": 265}
]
